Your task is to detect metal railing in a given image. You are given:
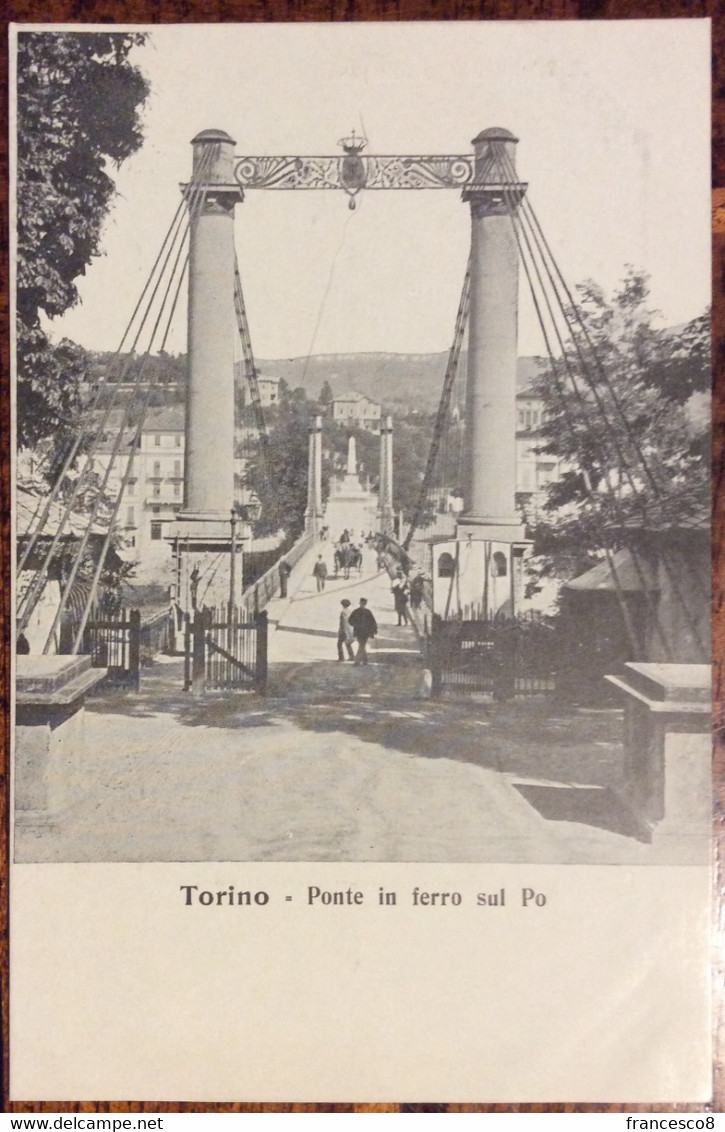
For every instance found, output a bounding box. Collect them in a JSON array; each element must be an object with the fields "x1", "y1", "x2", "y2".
[
  {"x1": 81, "y1": 607, "x2": 141, "y2": 691},
  {"x1": 239, "y1": 531, "x2": 315, "y2": 617},
  {"x1": 377, "y1": 534, "x2": 433, "y2": 614},
  {"x1": 139, "y1": 607, "x2": 172, "y2": 657}
]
